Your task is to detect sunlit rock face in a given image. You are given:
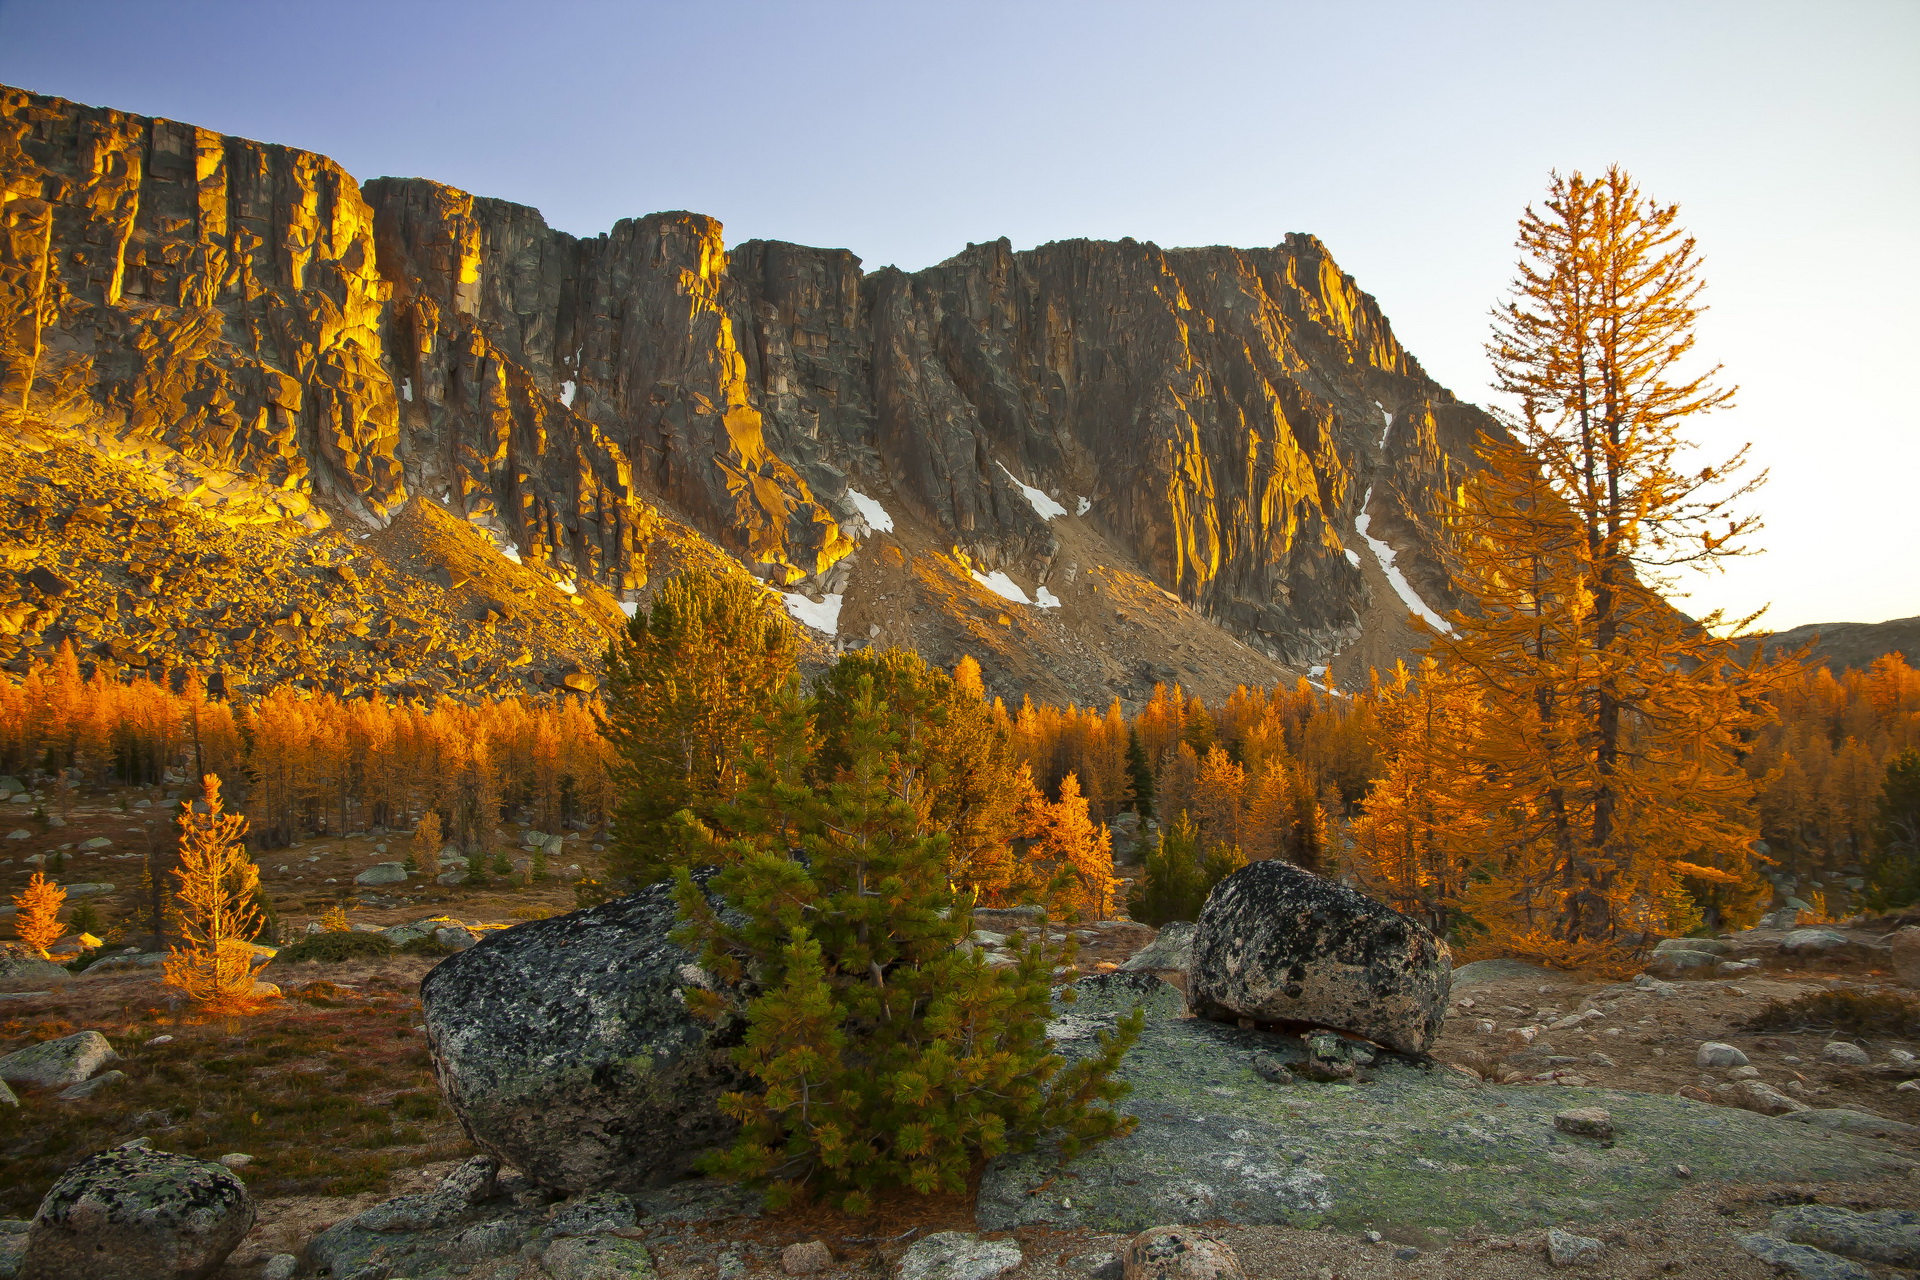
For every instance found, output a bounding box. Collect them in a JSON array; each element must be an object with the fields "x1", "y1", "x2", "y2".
[{"x1": 1, "y1": 83, "x2": 1497, "y2": 663}]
